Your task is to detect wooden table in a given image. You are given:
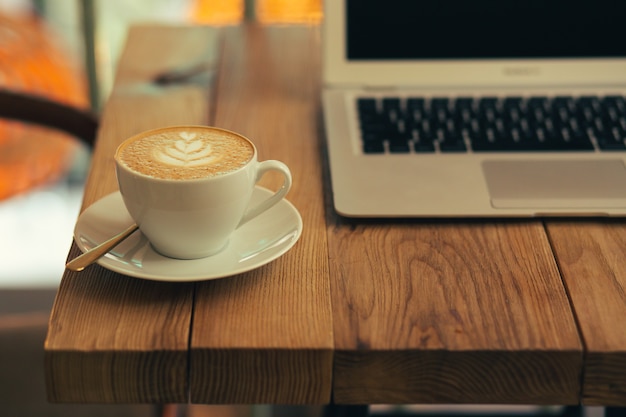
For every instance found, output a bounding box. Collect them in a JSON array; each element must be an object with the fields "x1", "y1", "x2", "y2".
[{"x1": 45, "y1": 24, "x2": 626, "y2": 408}]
